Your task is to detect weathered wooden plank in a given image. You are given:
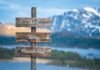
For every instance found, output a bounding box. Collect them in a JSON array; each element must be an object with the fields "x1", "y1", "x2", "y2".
[
  {"x1": 16, "y1": 18, "x2": 51, "y2": 28},
  {"x1": 16, "y1": 32, "x2": 51, "y2": 42},
  {"x1": 16, "y1": 47, "x2": 51, "y2": 57}
]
